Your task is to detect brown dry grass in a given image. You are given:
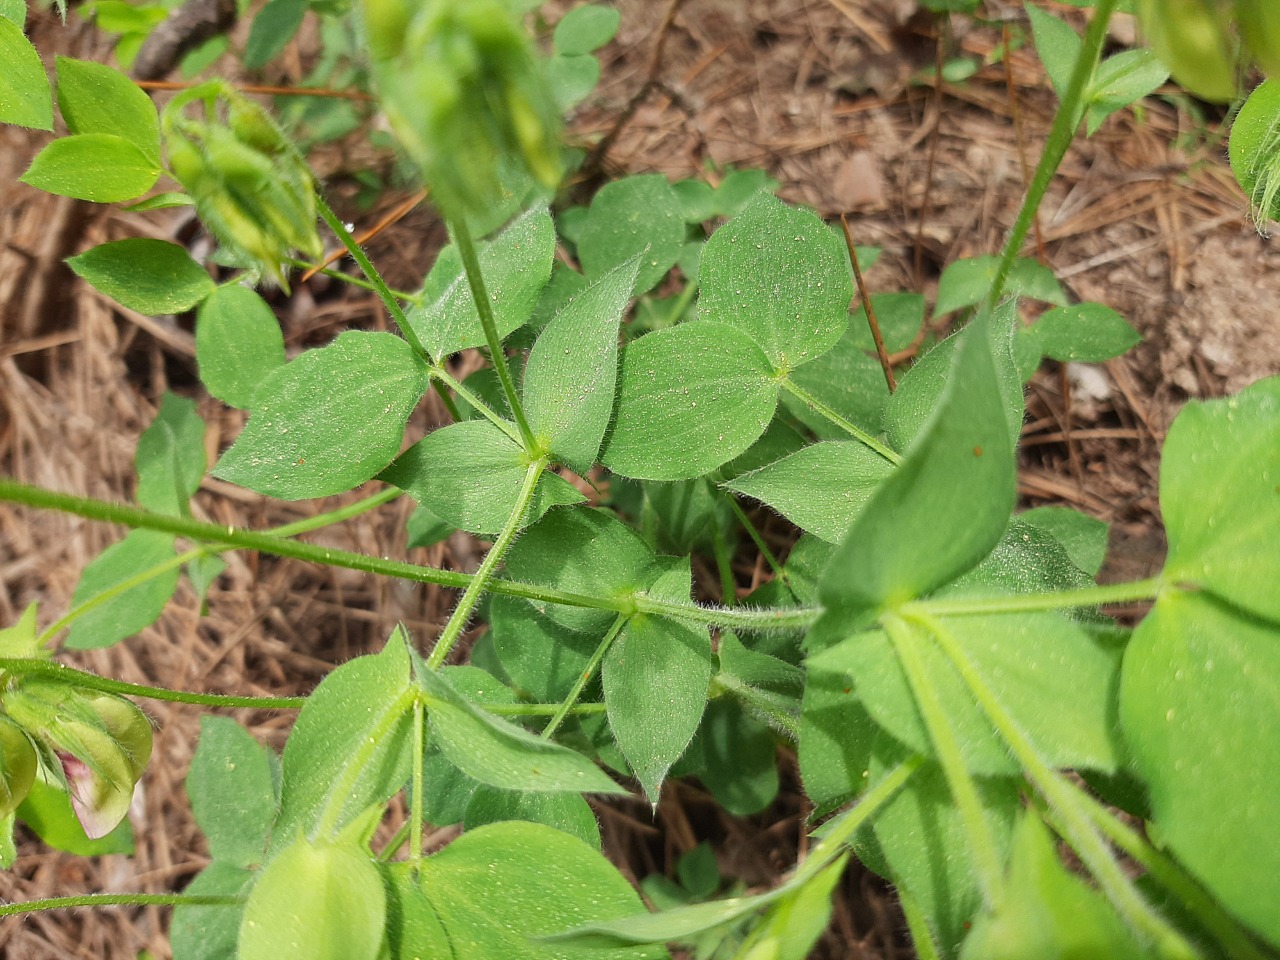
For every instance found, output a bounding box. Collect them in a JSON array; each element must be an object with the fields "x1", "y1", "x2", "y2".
[{"x1": 3, "y1": 1, "x2": 1279, "y2": 957}]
